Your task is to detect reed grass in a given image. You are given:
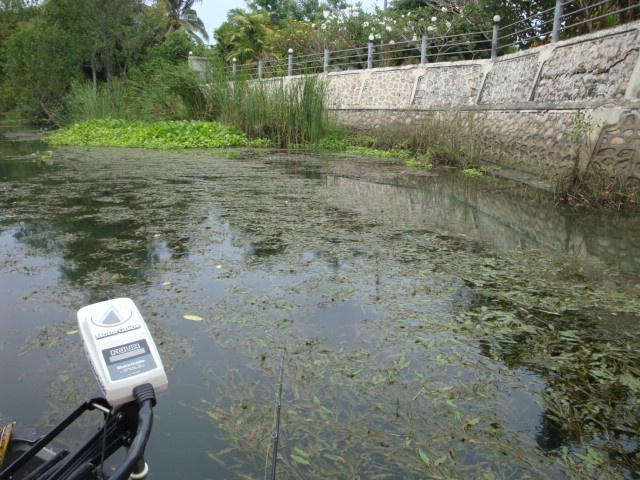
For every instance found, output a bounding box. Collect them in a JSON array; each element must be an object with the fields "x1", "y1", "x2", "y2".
[
  {"x1": 202, "y1": 66, "x2": 333, "y2": 148},
  {"x1": 555, "y1": 166, "x2": 640, "y2": 208},
  {"x1": 362, "y1": 112, "x2": 486, "y2": 168},
  {"x1": 61, "y1": 61, "x2": 211, "y2": 124},
  {"x1": 554, "y1": 110, "x2": 639, "y2": 208},
  {"x1": 124, "y1": 60, "x2": 212, "y2": 122},
  {"x1": 62, "y1": 80, "x2": 133, "y2": 124}
]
